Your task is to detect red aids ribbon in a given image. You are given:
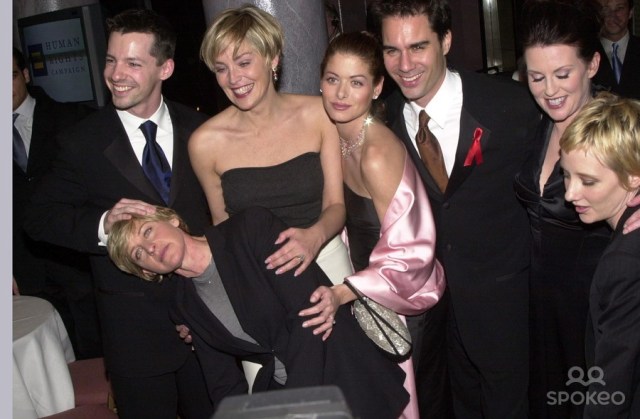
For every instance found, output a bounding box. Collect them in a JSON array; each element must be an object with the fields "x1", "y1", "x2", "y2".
[{"x1": 464, "y1": 128, "x2": 484, "y2": 167}]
